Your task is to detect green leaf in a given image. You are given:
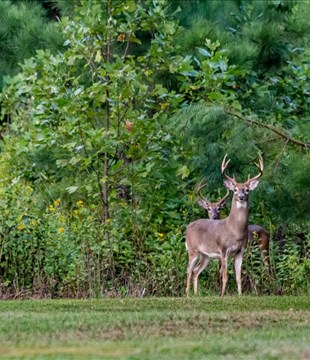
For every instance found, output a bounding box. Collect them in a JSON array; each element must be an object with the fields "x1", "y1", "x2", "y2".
[
  {"x1": 208, "y1": 92, "x2": 225, "y2": 100},
  {"x1": 197, "y1": 47, "x2": 211, "y2": 57},
  {"x1": 129, "y1": 36, "x2": 141, "y2": 45},
  {"x1": 180, "y1": 70, "x2": 199, "y2": 77},
  {"x1": 66, "y1": 186, "x2": 78, "y2": 194},
  {"x1": 176, "y1": 165, "x2": 190, "y2": 179},
  {"x1": 95, "y1": 50, "x2": 102, "y2": 63}
]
